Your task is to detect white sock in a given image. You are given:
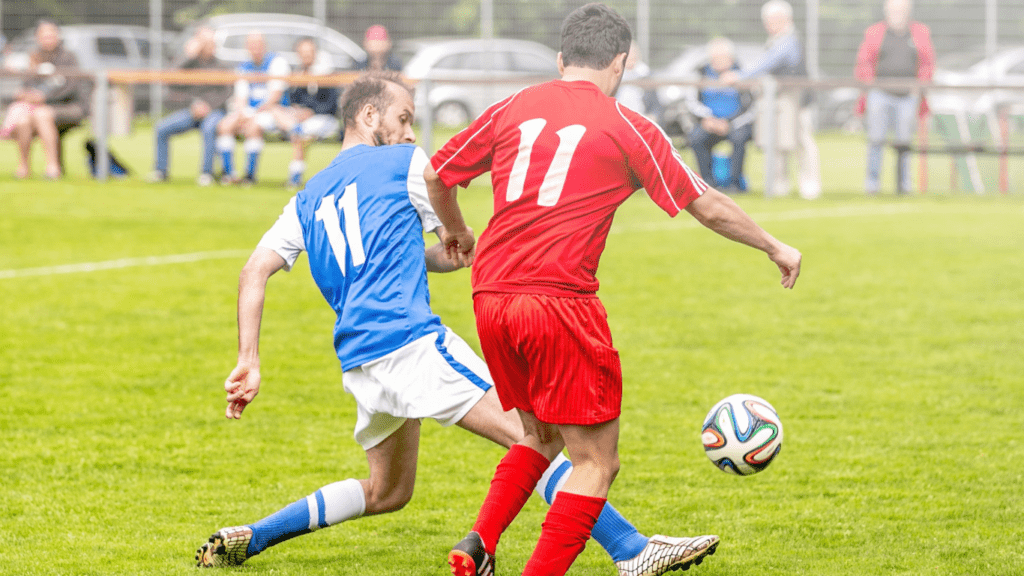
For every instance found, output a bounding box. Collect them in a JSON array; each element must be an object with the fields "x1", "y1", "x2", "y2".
[
  {"x1": 289, "y1": 160, "x2": 305, "y2": 177},
  {"x1": 244, "y1": 137, "x2": 264, "y2": 154},
  {"x1": 535, "y1": 452, "x2": 573, "y2": 505},
  {"x1": 216, "y1": 134, "x2": 235, "y2": 152},
  {"x1": 307, "y1": 478, "x2": 366, "y2": 530}
]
